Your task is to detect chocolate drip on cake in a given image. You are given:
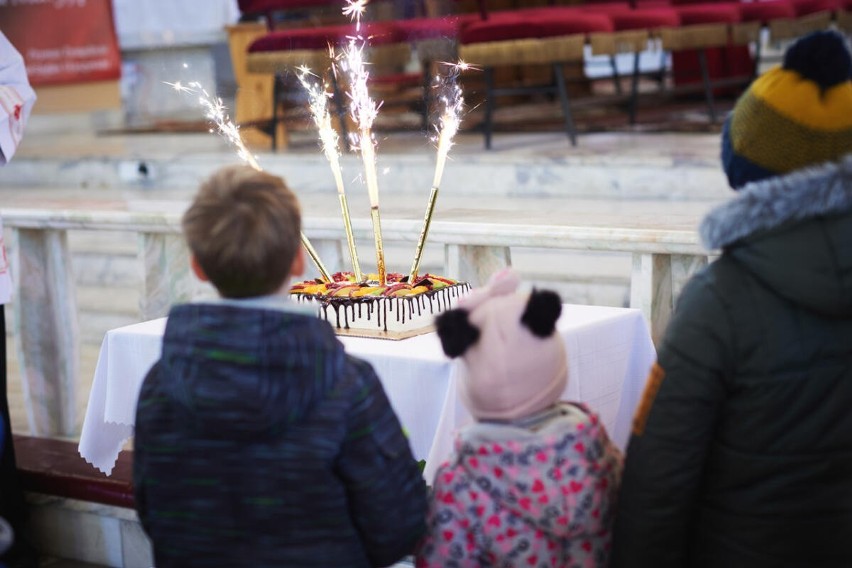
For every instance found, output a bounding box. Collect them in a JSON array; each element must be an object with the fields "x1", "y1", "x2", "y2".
[
  {"x1": 293, "y1": 281, "x2": 470, "y2": 334},
  {"x1": 382, "y1": 300, "x2": 388, "y2": 332}
]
